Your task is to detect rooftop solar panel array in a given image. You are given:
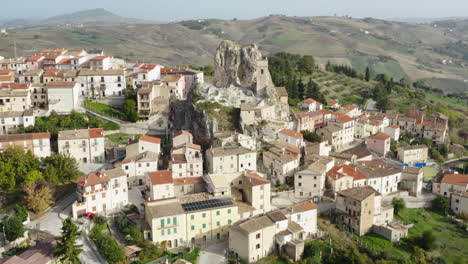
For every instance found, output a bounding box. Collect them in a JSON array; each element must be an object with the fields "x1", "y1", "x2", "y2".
[{"x1": 181, "y1": 197, "x2": 233, "y2": 212}]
